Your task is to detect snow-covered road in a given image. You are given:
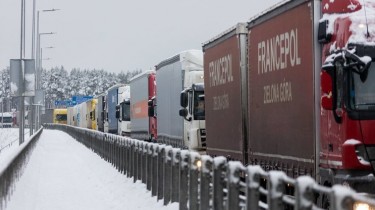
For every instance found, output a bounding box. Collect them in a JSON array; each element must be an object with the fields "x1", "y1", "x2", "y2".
[{"x1": 6, "y1": 129, "x2": 178, "y2": 210}]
